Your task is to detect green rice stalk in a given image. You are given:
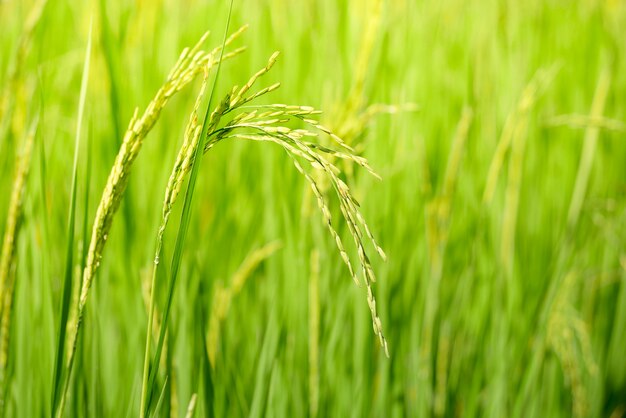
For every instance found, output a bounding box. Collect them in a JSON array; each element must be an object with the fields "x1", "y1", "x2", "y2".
[
  {"x1": 150, "y1": 376, "x2": 169, "y2": 418},
  {"x1": 308, "y1": 249, "x2": 320, "y2": 418},
  {"x1": 97, "y1": 0, "x2": 124, "y2": 145},
  {"x1": 143, "y1": 41, "x2": 391, "y2": 415},
  {"x1": 327, "y1": 0, "x2": 419, "y2": 147},
  {"x1": 350, "y1": 0, "x2": 382, "y2": 113},
  {"x1": 223, "y1": 119, "x2": 388, "y2": 351},
  {"x1": 420, "y1": 108, "x2": 472, "y2": 413},
  {"x1": 483, "y1": 67, "x2": 558, "y2": 205},
  {"x1": 80, "y1": 120, "x2": 94, "y2": 292},
  {"x1": 566, "y1": 71, "x2": 611, "y2": 229},
  {"x1": 51, "y1": 19, "x2": 92, "y2": 415},
  {"x1": 500, "y1": 117, "x2": 530, "y2": 274},
  {"x1": 98, "y1": 0, "x2": 139, "y2": 254},
  {"x1": 298, "y1": 0, "x2": 415, "y2": 220},
  {"x1": 434, "y1": 323, "x2": 451, "y2": 418},
  {"x1": 0, "y1": 123, "x2": 36, "y2": 315}
]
